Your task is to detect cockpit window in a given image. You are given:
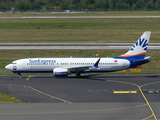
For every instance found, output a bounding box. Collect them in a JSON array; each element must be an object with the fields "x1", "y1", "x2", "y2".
[{"x1": 12, "y1": 62, "x2": 17, "y2": 64}]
